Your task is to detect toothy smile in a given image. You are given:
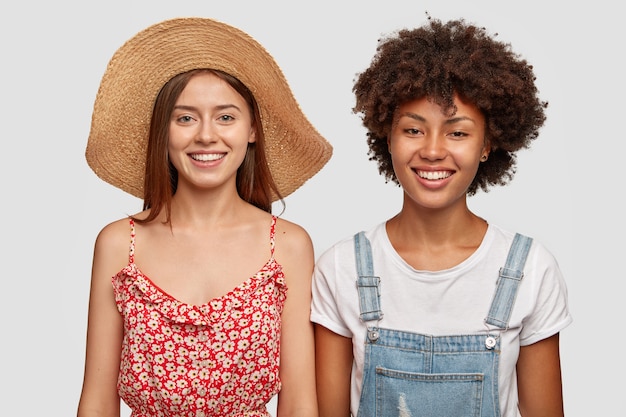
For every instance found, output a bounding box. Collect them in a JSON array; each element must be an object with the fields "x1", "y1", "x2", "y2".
[
  {"x1": 417, "y1": 170, "x2": 452, "y2": 180},
  {"x1": 190, "y1": 153, "x2": 225, "y2": 162}
]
